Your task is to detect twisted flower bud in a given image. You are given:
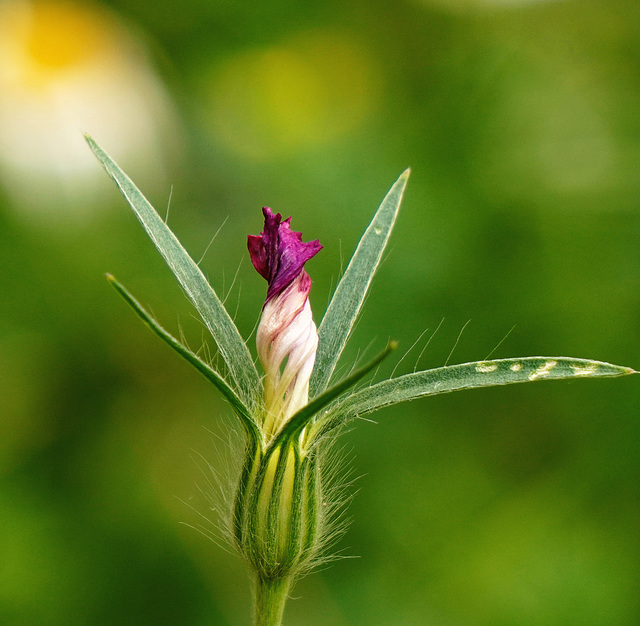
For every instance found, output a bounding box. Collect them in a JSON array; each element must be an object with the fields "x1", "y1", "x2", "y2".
[
  {"x1": 248, "y1": 207, "x2": 322, "y2": 440},
  {"x1": 231, "y1": 208, "x2": 324, "y2": 619}
]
